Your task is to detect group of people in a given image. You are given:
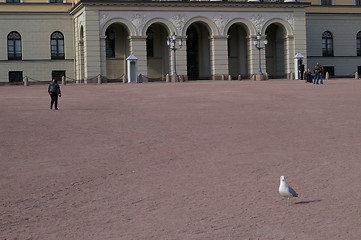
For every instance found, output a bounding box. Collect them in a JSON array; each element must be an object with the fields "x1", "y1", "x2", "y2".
[{"x1": 303, "y1": 62, "x2": 324, "y2": 84}]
